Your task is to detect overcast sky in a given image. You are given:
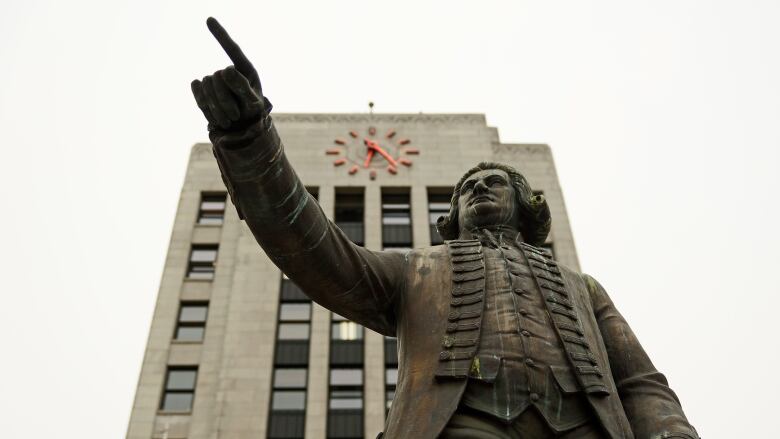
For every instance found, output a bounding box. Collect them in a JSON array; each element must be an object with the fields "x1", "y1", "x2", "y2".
[{"x1": 1, "y1": 1, "x2": 778, "y2": 437}]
